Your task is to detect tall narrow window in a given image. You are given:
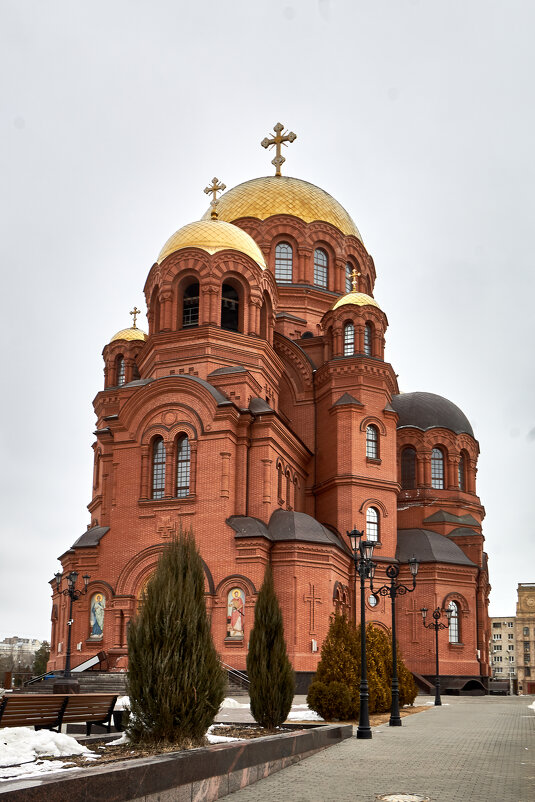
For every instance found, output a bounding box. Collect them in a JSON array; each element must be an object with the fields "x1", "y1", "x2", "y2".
[
  {"x1": 431, "y1": 447, "x2": 445, "y2": 489},
  {"x1": 275, "y1": 242, "x2": 293, "y2": 283},
  {"x1": 366, "y1": 507, "x2": 379, "y2": 542},
  {"x1": 366, "y1": 425, "x2": 379, "y2": 459},
  {"x1": 364, "y1": 322, "x2": 373, "y2": 356},
  {"x1": 277, "y1": 463, "x2": 284, "y2": 504},
  {"x1": 221, "y1": 283, "x2": 239, "y2": 331},
  {"x1": 401, "y1": 447, "x2": 417, "y2": 489},
  {"x1": 345, "y1": 262, "x2": 353, "y2": 293},
  {"x1": 314, "y1": 248, "x2": 328, "y2": 288},
  {"x1": 152, "y1": 437, "x2": 166, "y2": 499},
  {"x1": 183, "y1": 281, "x2": 199, "y2": 328},
  {"x1": 132, "y1": 359, "x2": 140, "y2": 380},
  {"x1": 448, "y1": 601, "x2": 459, "y2": 643},
  {"x1": 343, "y1": 323, "x2": 355, "y2": 356},
  {"x1": 176, "y1": 435, "x2": 190, "y2": 497},
  {"x1": 458, "y1": 452, "x2": 466, "y2": 491},
  {"x1": 116, "y1": 356, "x2": 126, "y2": 386},
  {"x1": 286, "y1": 470, "x2": 292, "y2": 509}
]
